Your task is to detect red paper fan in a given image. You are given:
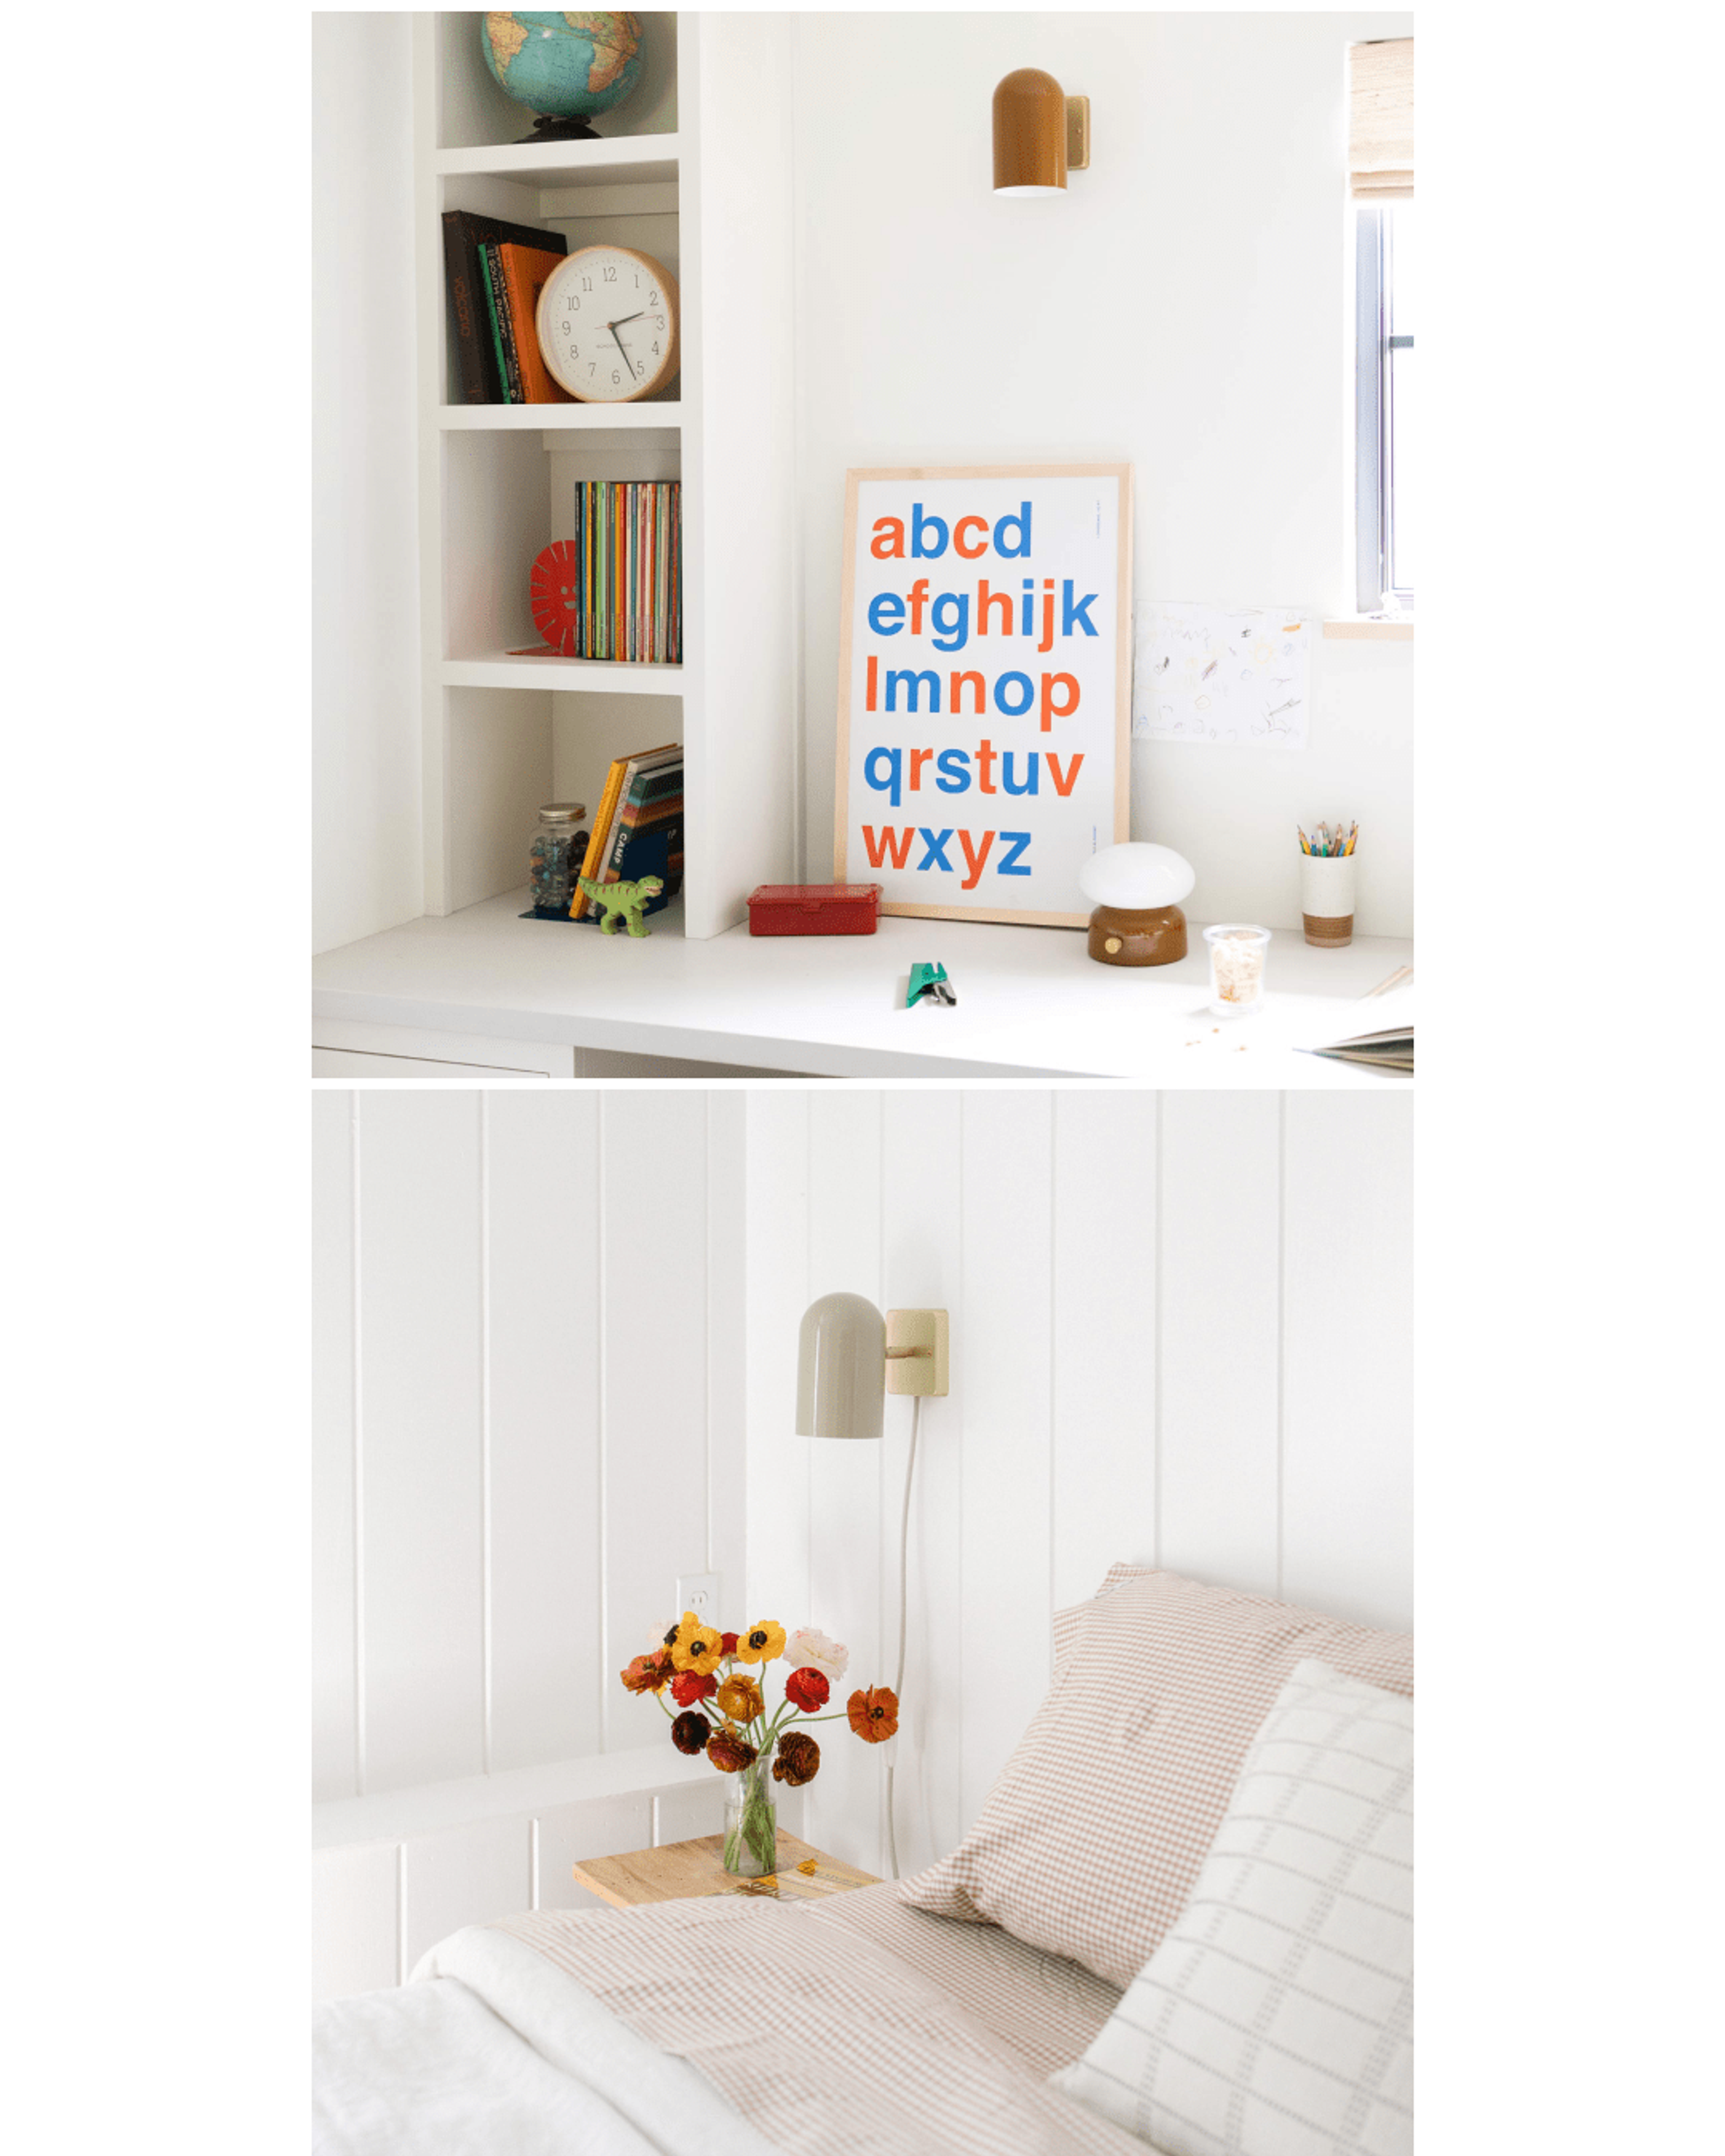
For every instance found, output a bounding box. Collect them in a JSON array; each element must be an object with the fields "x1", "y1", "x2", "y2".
[{"x1": 530, "y1": 540, "x2": 583, "y2": 655}]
